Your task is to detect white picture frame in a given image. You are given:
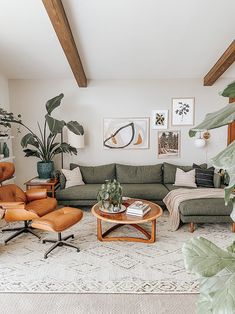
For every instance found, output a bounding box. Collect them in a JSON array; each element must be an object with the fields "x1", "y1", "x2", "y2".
[
  {"x1": 152, "y1": 110, "x2": 168, "y2": 129},
  {"x1": 103, "y1": 118, "x2": 149, "y2": 149},
  {"x1": 172, "y1": 98, "x2": 195, "y2": 126}
]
